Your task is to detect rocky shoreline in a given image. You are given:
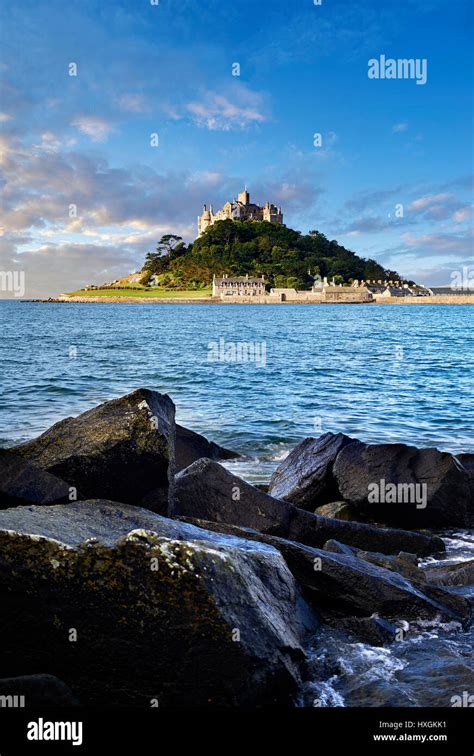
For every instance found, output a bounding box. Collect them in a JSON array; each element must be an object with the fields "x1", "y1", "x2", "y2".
[{"x1": 0, "y1": 388, "x2": 472, "y2": 706}]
